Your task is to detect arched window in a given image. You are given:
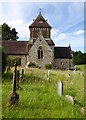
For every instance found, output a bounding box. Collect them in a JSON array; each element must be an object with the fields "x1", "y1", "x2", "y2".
[{"x1": 38, "y1": 47, "x2": 43, "y2": 59}]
